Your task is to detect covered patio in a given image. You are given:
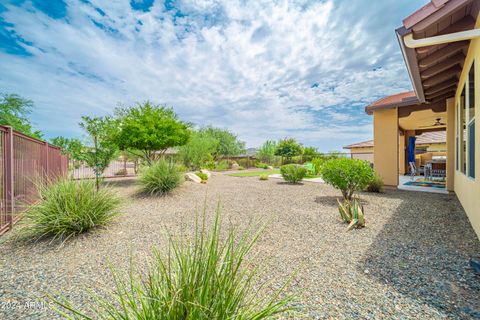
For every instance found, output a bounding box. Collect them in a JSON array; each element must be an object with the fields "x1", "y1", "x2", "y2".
[{"x1": 366, "y1": 92, "x2": 454, "y2": 193}]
